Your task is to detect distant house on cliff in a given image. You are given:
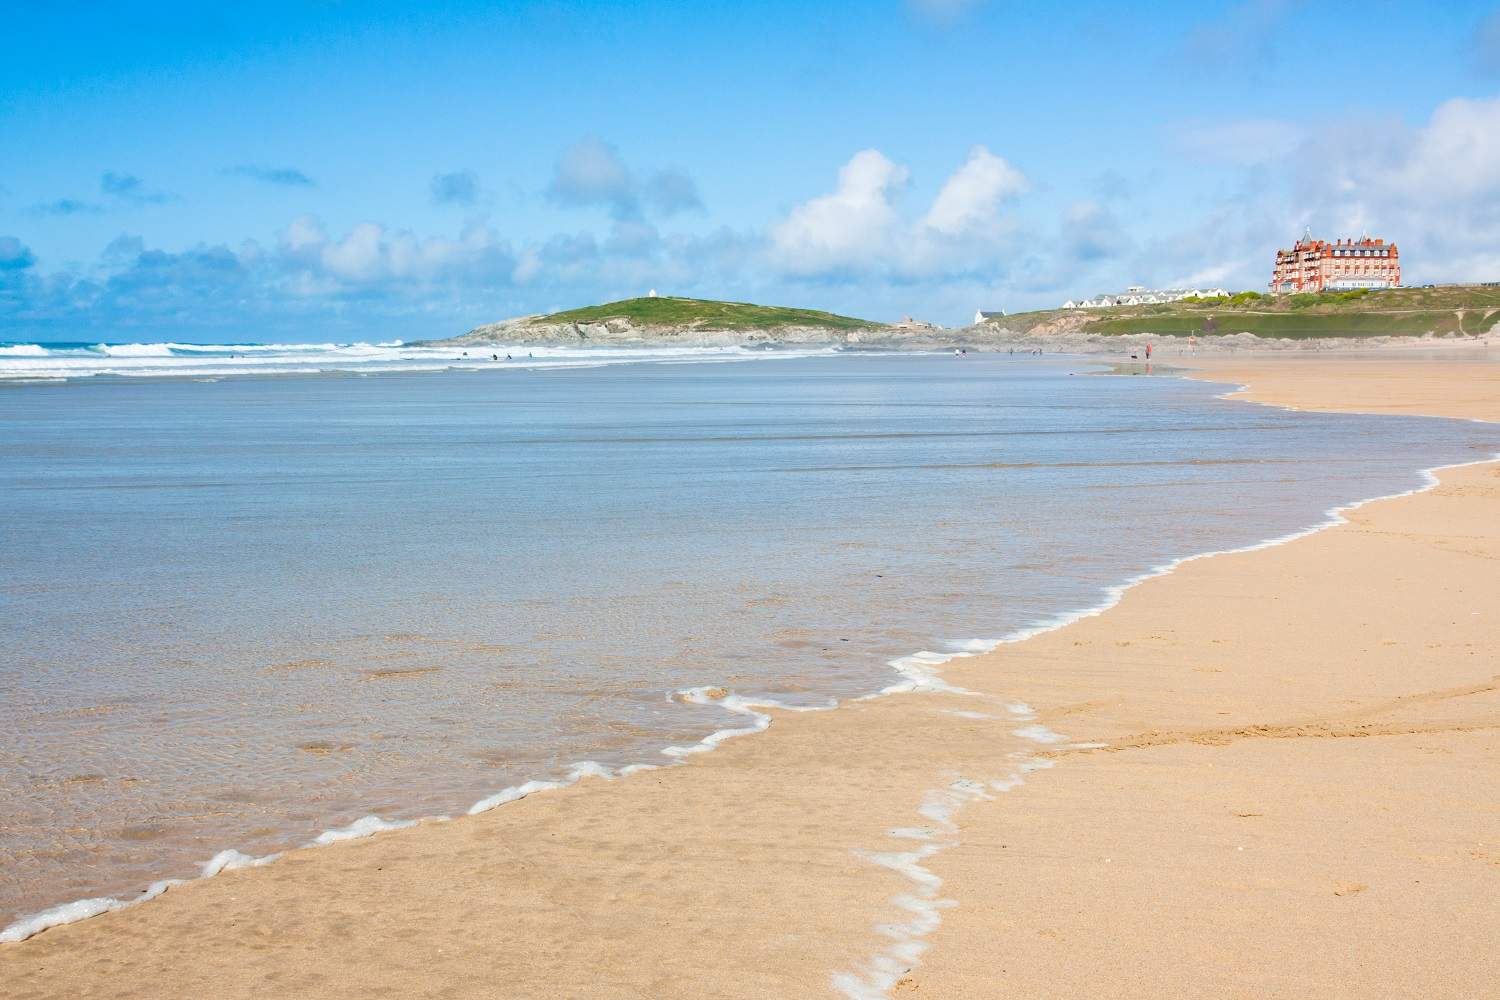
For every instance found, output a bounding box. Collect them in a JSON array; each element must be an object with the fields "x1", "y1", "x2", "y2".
[
  {"x1": 1066, "y1": 287, "x2": 1229, "y2": 309},
  {"x1": 894, "y1": 315, "x2": 943, "y2": 331},
  {"x1": 974, "y1": 309, "x2": 1006, "y2": 324}
]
